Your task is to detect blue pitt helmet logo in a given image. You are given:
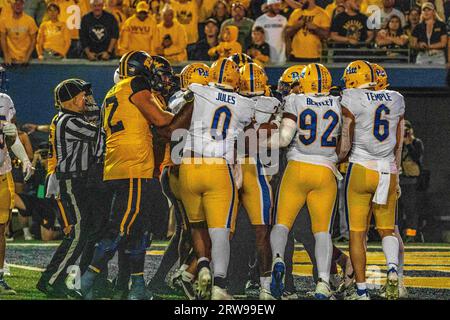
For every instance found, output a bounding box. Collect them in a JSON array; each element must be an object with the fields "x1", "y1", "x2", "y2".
[
  {"x1": 291, "y1": 71, "x2": 300, "y2": 80},
  {"x1": 197, "y1": 68, "x2": 208, "y2": 77}
]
